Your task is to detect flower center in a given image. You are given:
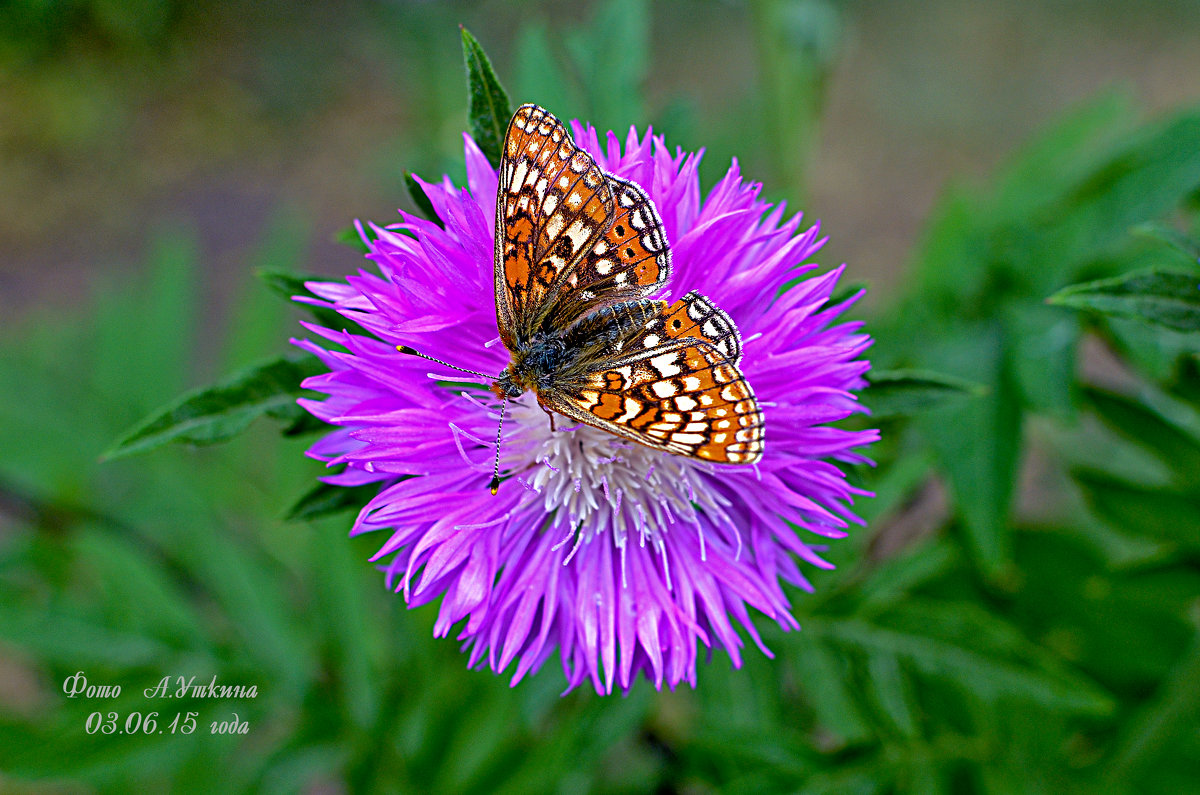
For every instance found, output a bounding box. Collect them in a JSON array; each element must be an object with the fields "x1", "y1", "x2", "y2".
[{"x1": 500, "y1": 395, "x2": 729, "y2": 564}]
